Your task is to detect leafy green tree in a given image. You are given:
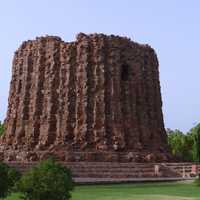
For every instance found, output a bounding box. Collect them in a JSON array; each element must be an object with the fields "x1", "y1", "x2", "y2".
[
  {"x1": 188, "y1": 123, "x2": 200, "y2": 162},
  {"x1": 0, "y1": 162, "x2": 9, "y2": 199},
  {"x1": 167, "y1": 123, "x2": 200, "y2": 162},
  {"x1": 194, "y1": 124, "x2": 200, "y2": 181},
  {"x1": 0, "y1": 121, "x2": 4, "y2": 136},
  {"x1": 0, "y1": 162, "x2": 21, "y2": 199},
  {"x1": 167, "y1": 128, "x2": 194, "y2": 161},
  {"x1": 196, "y1": 126, "x2": 200, "y2": 164},
  {"x1": 16, "y1": 159, "x2": 74, "y2": 200}
]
